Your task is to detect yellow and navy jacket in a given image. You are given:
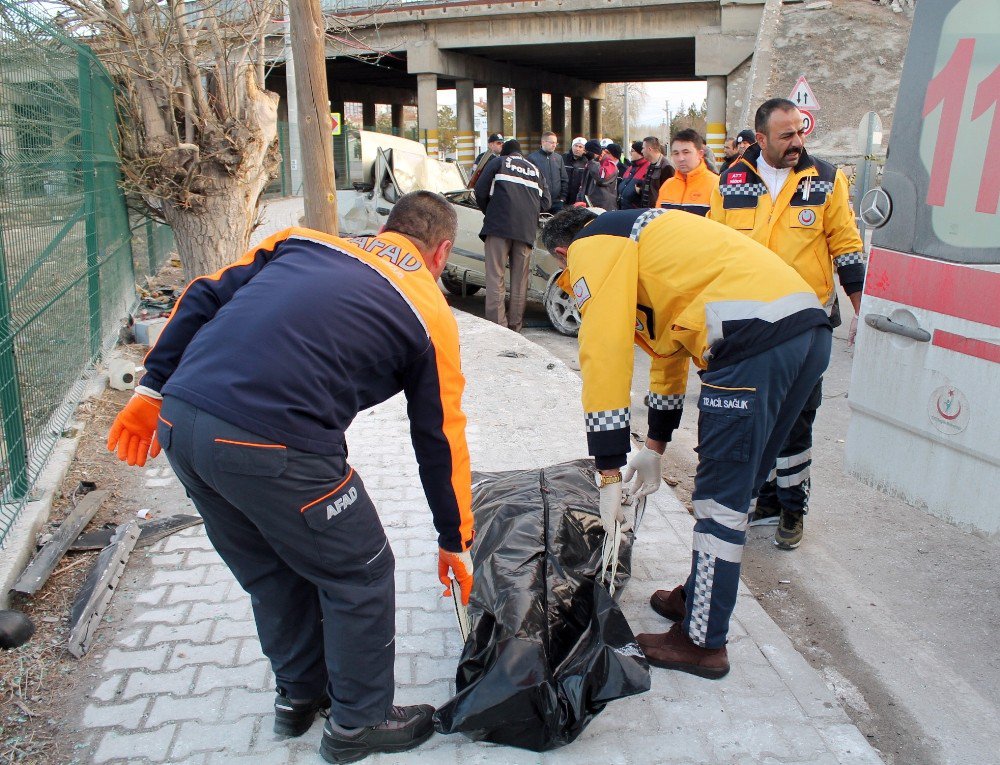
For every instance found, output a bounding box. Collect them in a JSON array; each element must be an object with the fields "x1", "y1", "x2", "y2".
[
  {"x1": 654, "y1": 160, "x2": 718, "y2": 216},
  {"x1": 141, "y1": 228, "x2": 474, "y2": 553},
  {"x1": 561, "y1": 209, "x2": 829, "y2": 469},
  {"x1": 709, "y1": 145, "x2": 865, "y2": 311}
]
